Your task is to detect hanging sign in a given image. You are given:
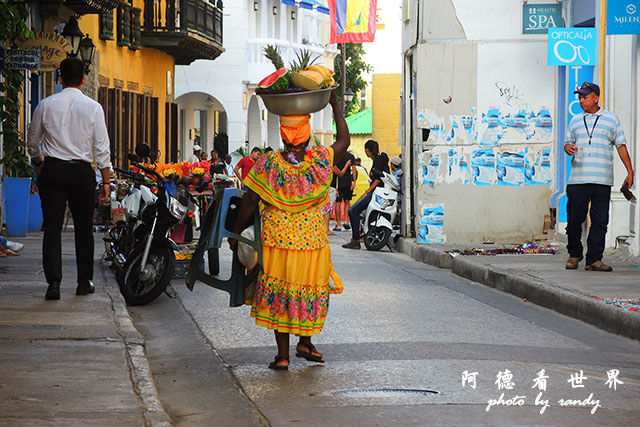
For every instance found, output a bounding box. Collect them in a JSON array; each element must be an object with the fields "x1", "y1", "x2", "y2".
[
  {"x1": 547, "y1": 28, "x2": 597, "y2": 66},
  {"x1": 0, "y1": 49, "x2": 41, "y2": 70},
  {"x1": 14, "y1": 32, "x2": 72, "y2": 71},
  {"x1": 607, "y1": 0, "x2": 640, "y2": 35},
  {"x1": 522, "y1": 4, "x2": 563, "y2": 34}
]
